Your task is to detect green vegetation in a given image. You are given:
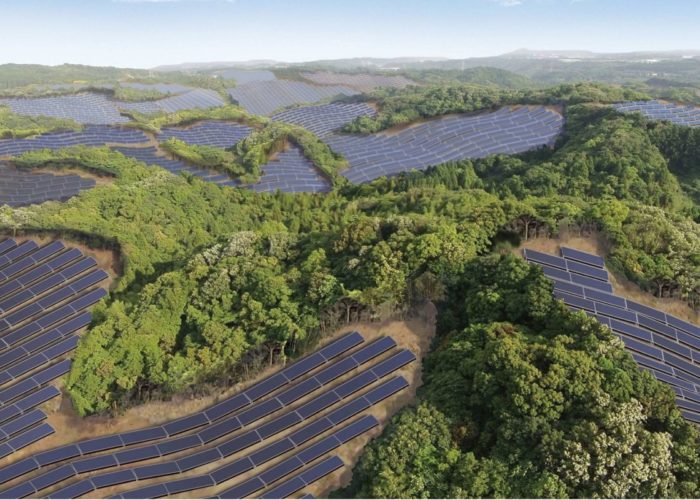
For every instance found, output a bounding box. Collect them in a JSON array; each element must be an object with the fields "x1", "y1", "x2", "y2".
[
  {"x1": 112, "y1": 84, "x2": 168, "y2": 102},
  {"x1": 337, "y1": 255, "x2": 700, "y2": 498},
  {"x1": 123, "y1": 104, "x2": 265, "y2": 134},
  {"x1": 160, "y1": 138, "x2": 247, "y2": 179},
  {"x1": 4, "y1": 65, "x2": 700, "y2": 496},
  {"x1": 136, "y1": 108, "x2": 347, "y2": 185},
  {"x1": 406, "y1": 66, "x2": 535, "y2": 88},
  {"x1": 0, "y1": 106, "x2": 82, "y2": 138}
]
